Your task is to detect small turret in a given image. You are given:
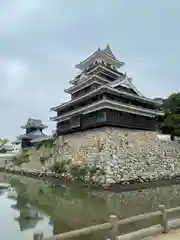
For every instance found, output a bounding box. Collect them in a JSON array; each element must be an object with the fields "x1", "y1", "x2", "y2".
[{"x1": 17, "y1": 118, "x2": 48, "y2": 148}]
